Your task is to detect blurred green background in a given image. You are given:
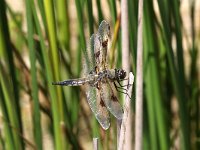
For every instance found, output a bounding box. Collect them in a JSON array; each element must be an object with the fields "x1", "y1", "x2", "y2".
[{"x1": 0, "y1": 0, "x2": 199, "y2": 149}]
